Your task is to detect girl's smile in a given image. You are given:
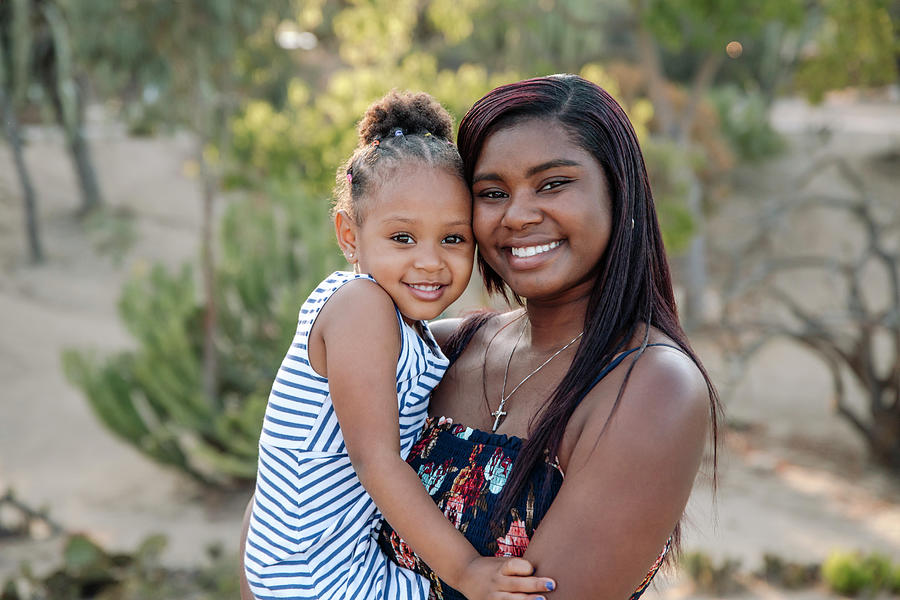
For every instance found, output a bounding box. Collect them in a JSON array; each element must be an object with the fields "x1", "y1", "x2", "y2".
[{"x1": 337, "y1": 162, "x2": 475, "y2": 323}]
